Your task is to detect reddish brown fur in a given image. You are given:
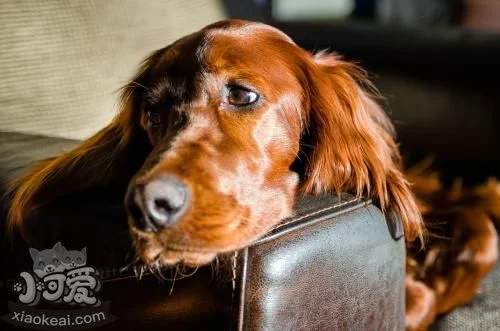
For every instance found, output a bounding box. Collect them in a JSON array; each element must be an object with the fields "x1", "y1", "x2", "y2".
[
  {"x1": 405, "y1": 164, "x2": 499, "y2": 328},
  {"x1": 405, "y1": 275, "x2": 437, "y2": 331},
  {"x1": 5, "y1": 20, "x2": 499, "y2": 330}
]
